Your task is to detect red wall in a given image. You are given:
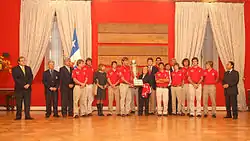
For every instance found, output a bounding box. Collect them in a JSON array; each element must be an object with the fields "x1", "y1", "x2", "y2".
[{"x1": 0, "y1": 0, "x2": 249, "y2": 107}]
